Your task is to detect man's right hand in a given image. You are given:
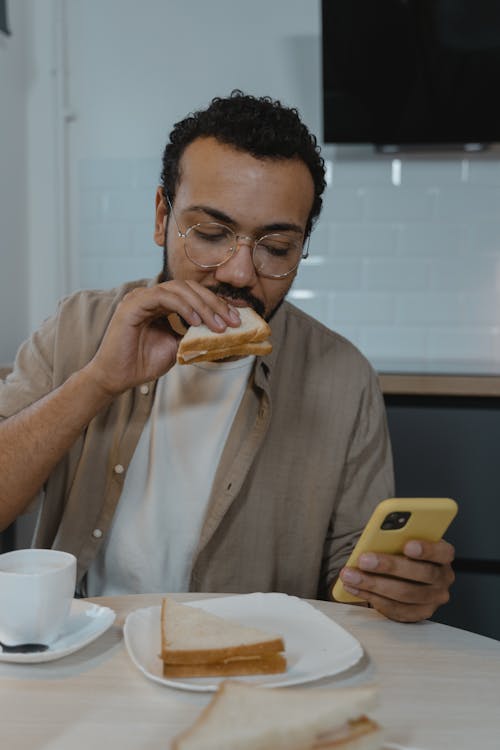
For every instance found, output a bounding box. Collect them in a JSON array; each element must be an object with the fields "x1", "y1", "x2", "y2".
[
  {"x1": 0, "y1": 280, "x2": 240, "y2": 528},
  {"x1": 83, "y1": 280, "x2": 241, "y2": 397}
]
